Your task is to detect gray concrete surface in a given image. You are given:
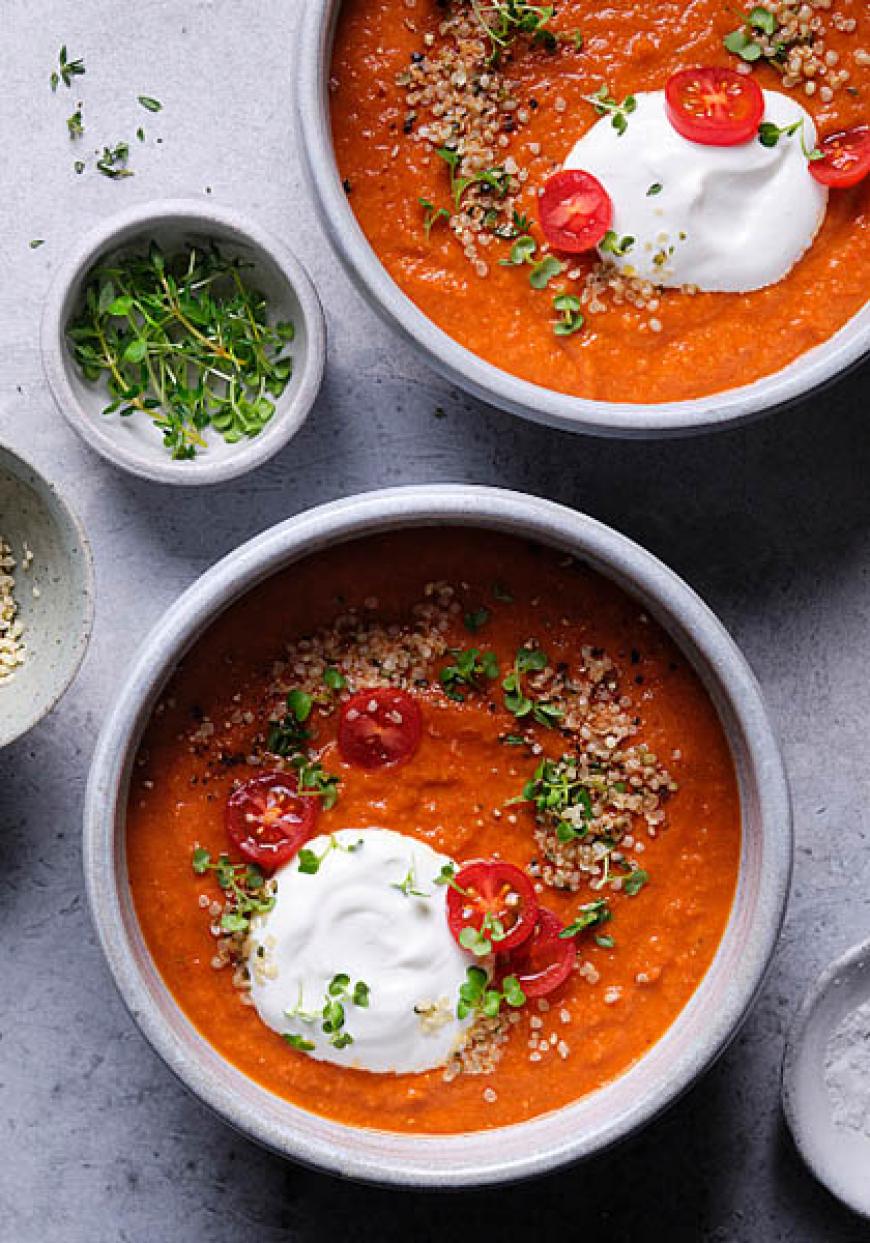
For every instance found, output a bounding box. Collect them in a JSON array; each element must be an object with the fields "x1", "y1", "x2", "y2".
[{"x1": 0, "y1": 1, "x2": 868, "y2": 1239}]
